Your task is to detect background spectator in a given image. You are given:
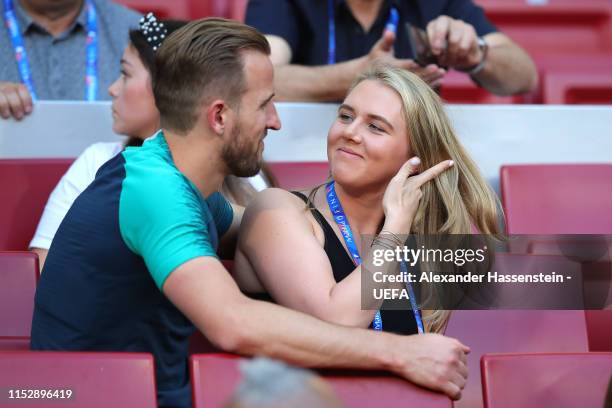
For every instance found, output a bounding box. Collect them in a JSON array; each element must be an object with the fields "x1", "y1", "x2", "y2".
[
  {"x1": 29, "y1": 16, "x2": 185, "y2": 268},
  {"x1": 245, "y1": 0, "x2": 538, "y2": 101},
  {"x1": 0, "y1": 0, "x2": 140, "y2": 120}
]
